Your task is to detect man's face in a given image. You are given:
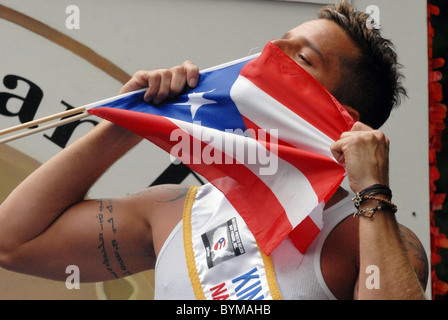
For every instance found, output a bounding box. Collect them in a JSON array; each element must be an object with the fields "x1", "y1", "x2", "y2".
[{"x1": 272, "y1": 19, "x2": 360, "y2": 95}]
